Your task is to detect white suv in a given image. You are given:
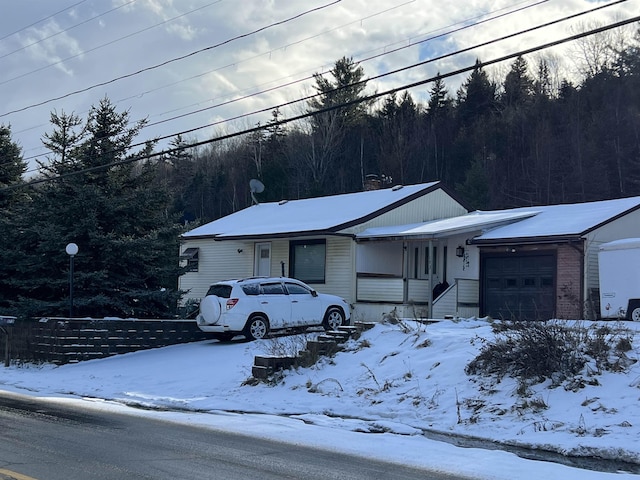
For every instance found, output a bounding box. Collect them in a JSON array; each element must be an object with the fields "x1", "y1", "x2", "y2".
[{"x1": 196, "y1": 277, "x2": 351, "y2": 341}]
